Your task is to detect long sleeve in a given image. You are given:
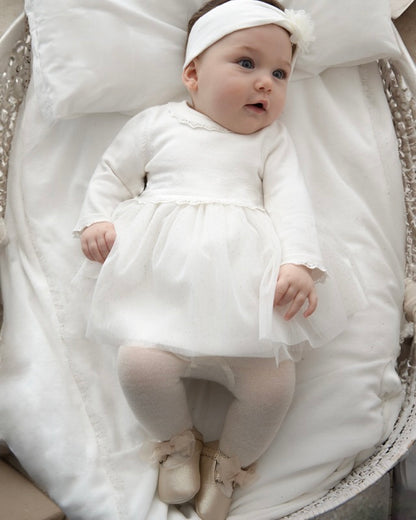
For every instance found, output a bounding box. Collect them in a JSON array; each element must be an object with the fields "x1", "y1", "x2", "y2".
[
  {"x1": 262, "y1": 123, "x2": 326, "y2": 280},
  {"x1": 74, "y1": 112, "x2": 149, "y2": 235}
]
